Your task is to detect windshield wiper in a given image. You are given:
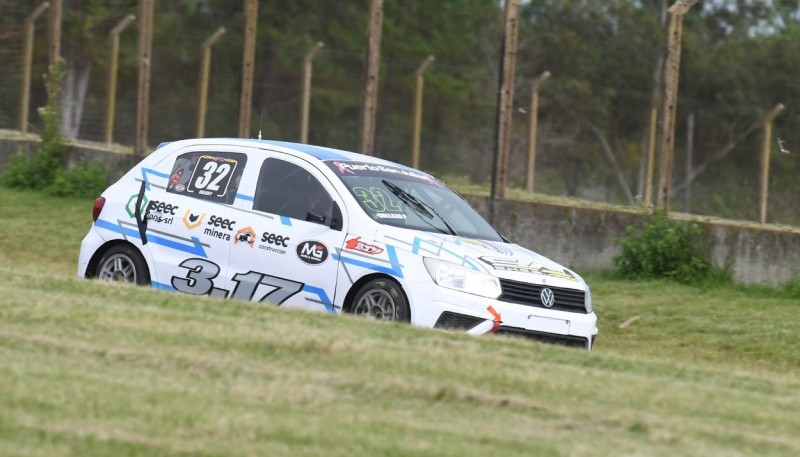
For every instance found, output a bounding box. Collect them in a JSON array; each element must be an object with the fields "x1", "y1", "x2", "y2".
[{"x1": 381, "y1": 179, "x2": 458, "y2": 236}]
